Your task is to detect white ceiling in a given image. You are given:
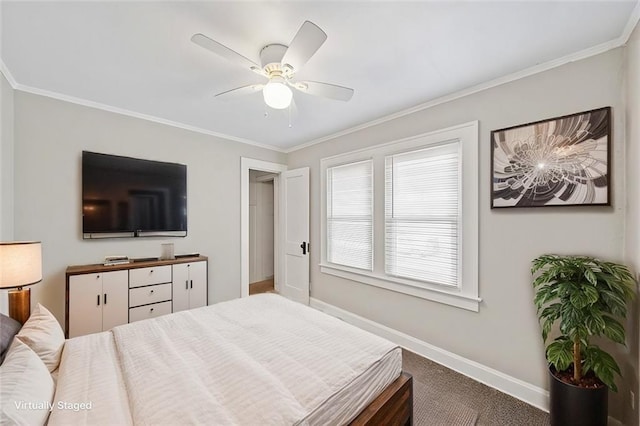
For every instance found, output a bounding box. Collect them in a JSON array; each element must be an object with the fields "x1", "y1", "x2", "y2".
[{"x1": 1, "y1": 1, "x2": 638, "y2": 151}]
